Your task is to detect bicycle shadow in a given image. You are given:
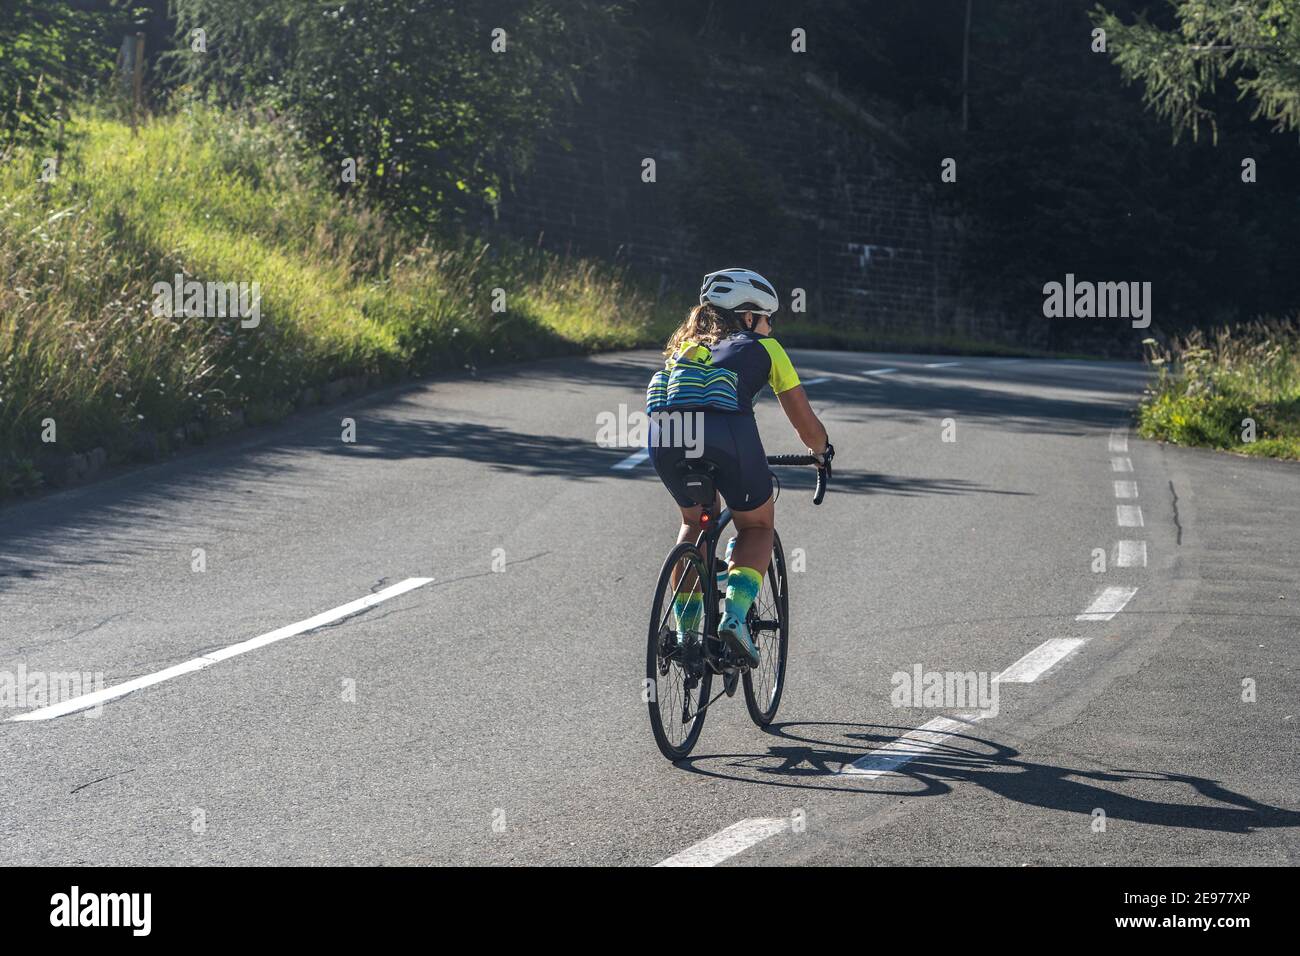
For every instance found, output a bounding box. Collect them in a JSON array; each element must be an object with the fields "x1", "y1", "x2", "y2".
[{"x1": 677, "y1": 720, "x2": 1300, "y2": 834}]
